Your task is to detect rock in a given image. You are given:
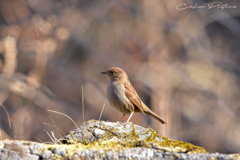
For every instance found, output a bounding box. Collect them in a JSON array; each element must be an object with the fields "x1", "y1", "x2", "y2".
[
  {"x1": 57, "y1": 147, "x2": 67, "y2": 157},
  {"x1": 63, "y1": 120, "x2": 205, "y2": 153},
  {"x1": 0, "y1": 120, "x2": 239, "y2": 159},
  {"x1": 0, "y1": 148, "x2": 22, "y2": 160}
]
